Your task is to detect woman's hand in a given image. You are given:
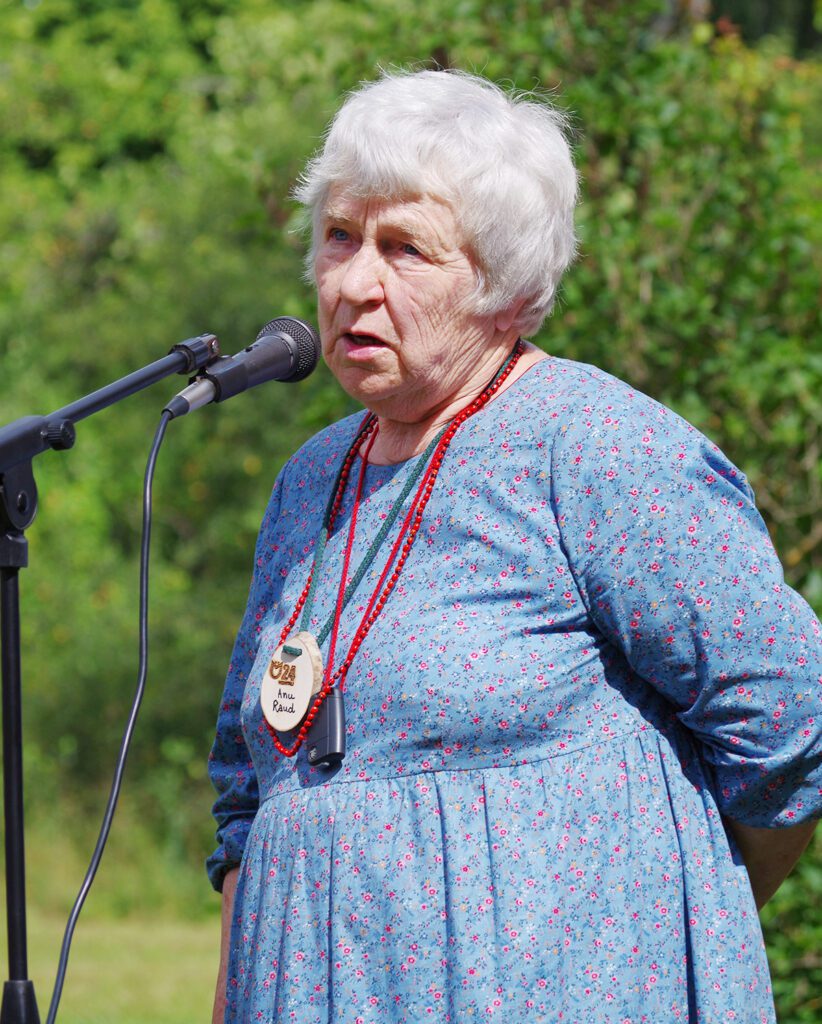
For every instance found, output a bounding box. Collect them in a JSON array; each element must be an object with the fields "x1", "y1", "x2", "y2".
[
  {"x1": 212, "y1": 867, "x2": 239, "y2": 1024},
  {"x1": 726, "y1": 818, "x2": 817, "y2": 909}
]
